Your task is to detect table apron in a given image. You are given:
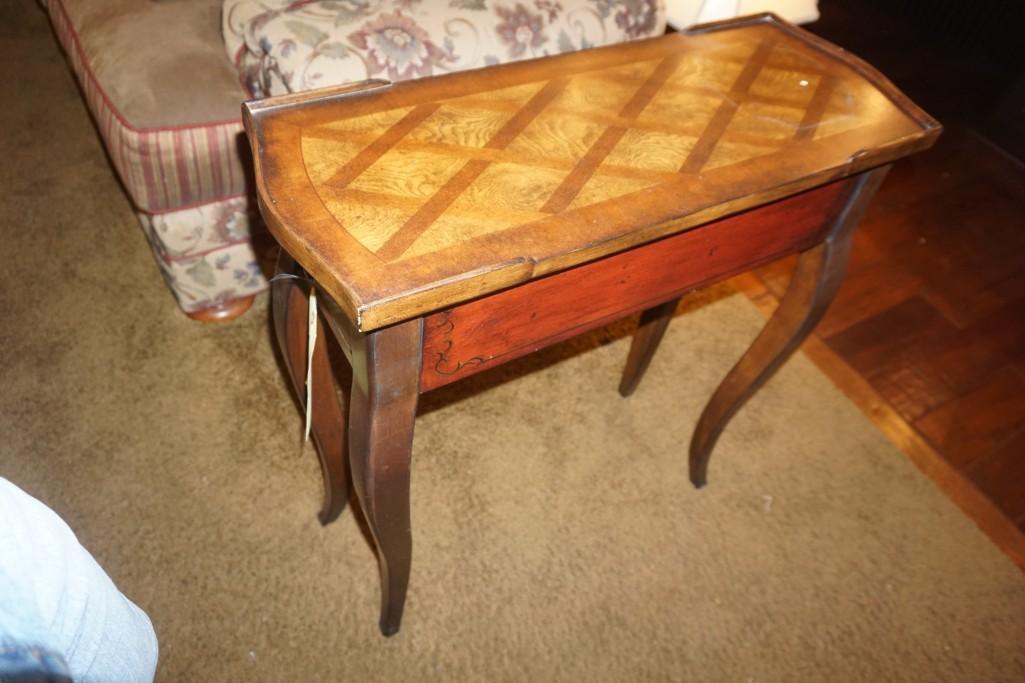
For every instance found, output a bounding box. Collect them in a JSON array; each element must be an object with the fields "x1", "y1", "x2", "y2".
[{"x1": 419, "y1": 177, "x2": 856, "y2": 392}]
